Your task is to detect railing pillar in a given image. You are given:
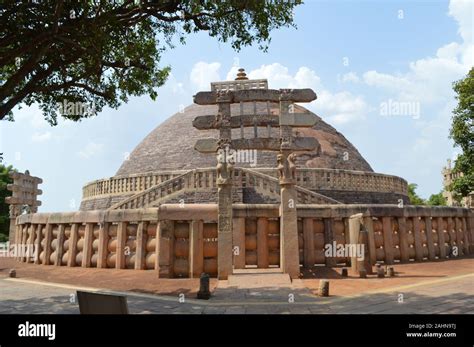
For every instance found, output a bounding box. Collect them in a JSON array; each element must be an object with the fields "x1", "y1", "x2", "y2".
[
  {"x1": 68, "y1": 224, "x2": 78, "y2": 267},
  {"x1": 189, "y1": 220, "x2": 204, "y2": 278},
  {"x1": 303, "y1": 218, "x2": 315, "y2": 268}
]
